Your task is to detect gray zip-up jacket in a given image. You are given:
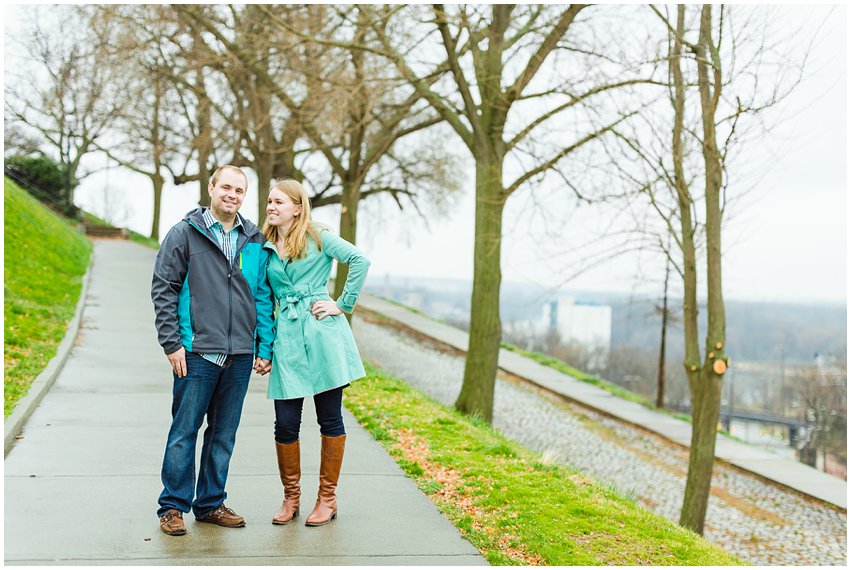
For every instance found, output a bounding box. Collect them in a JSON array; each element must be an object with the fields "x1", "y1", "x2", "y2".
[{"x1": 151, "y1": 208, "x2": 274, "y2": 360}]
